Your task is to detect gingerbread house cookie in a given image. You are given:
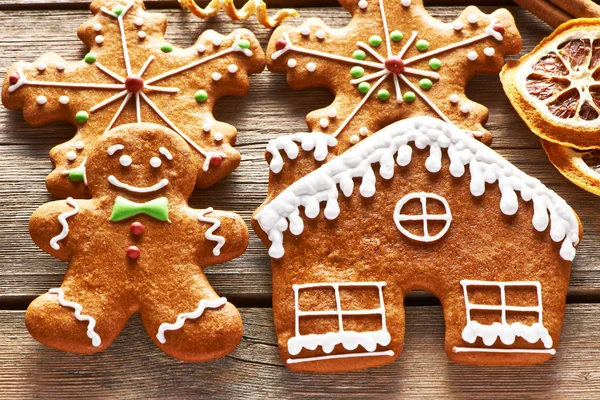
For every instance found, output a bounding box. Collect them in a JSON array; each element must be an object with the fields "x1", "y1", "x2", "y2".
[
  {"x1": 2, "y1": 0, "x2": 265, "y2": 198},
  {"x1": 253, "y1": 117, "x2": 582, "y2": 372},
  {"x1": 27, "y1": 123, "x2": 248, "y2": 361}
]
